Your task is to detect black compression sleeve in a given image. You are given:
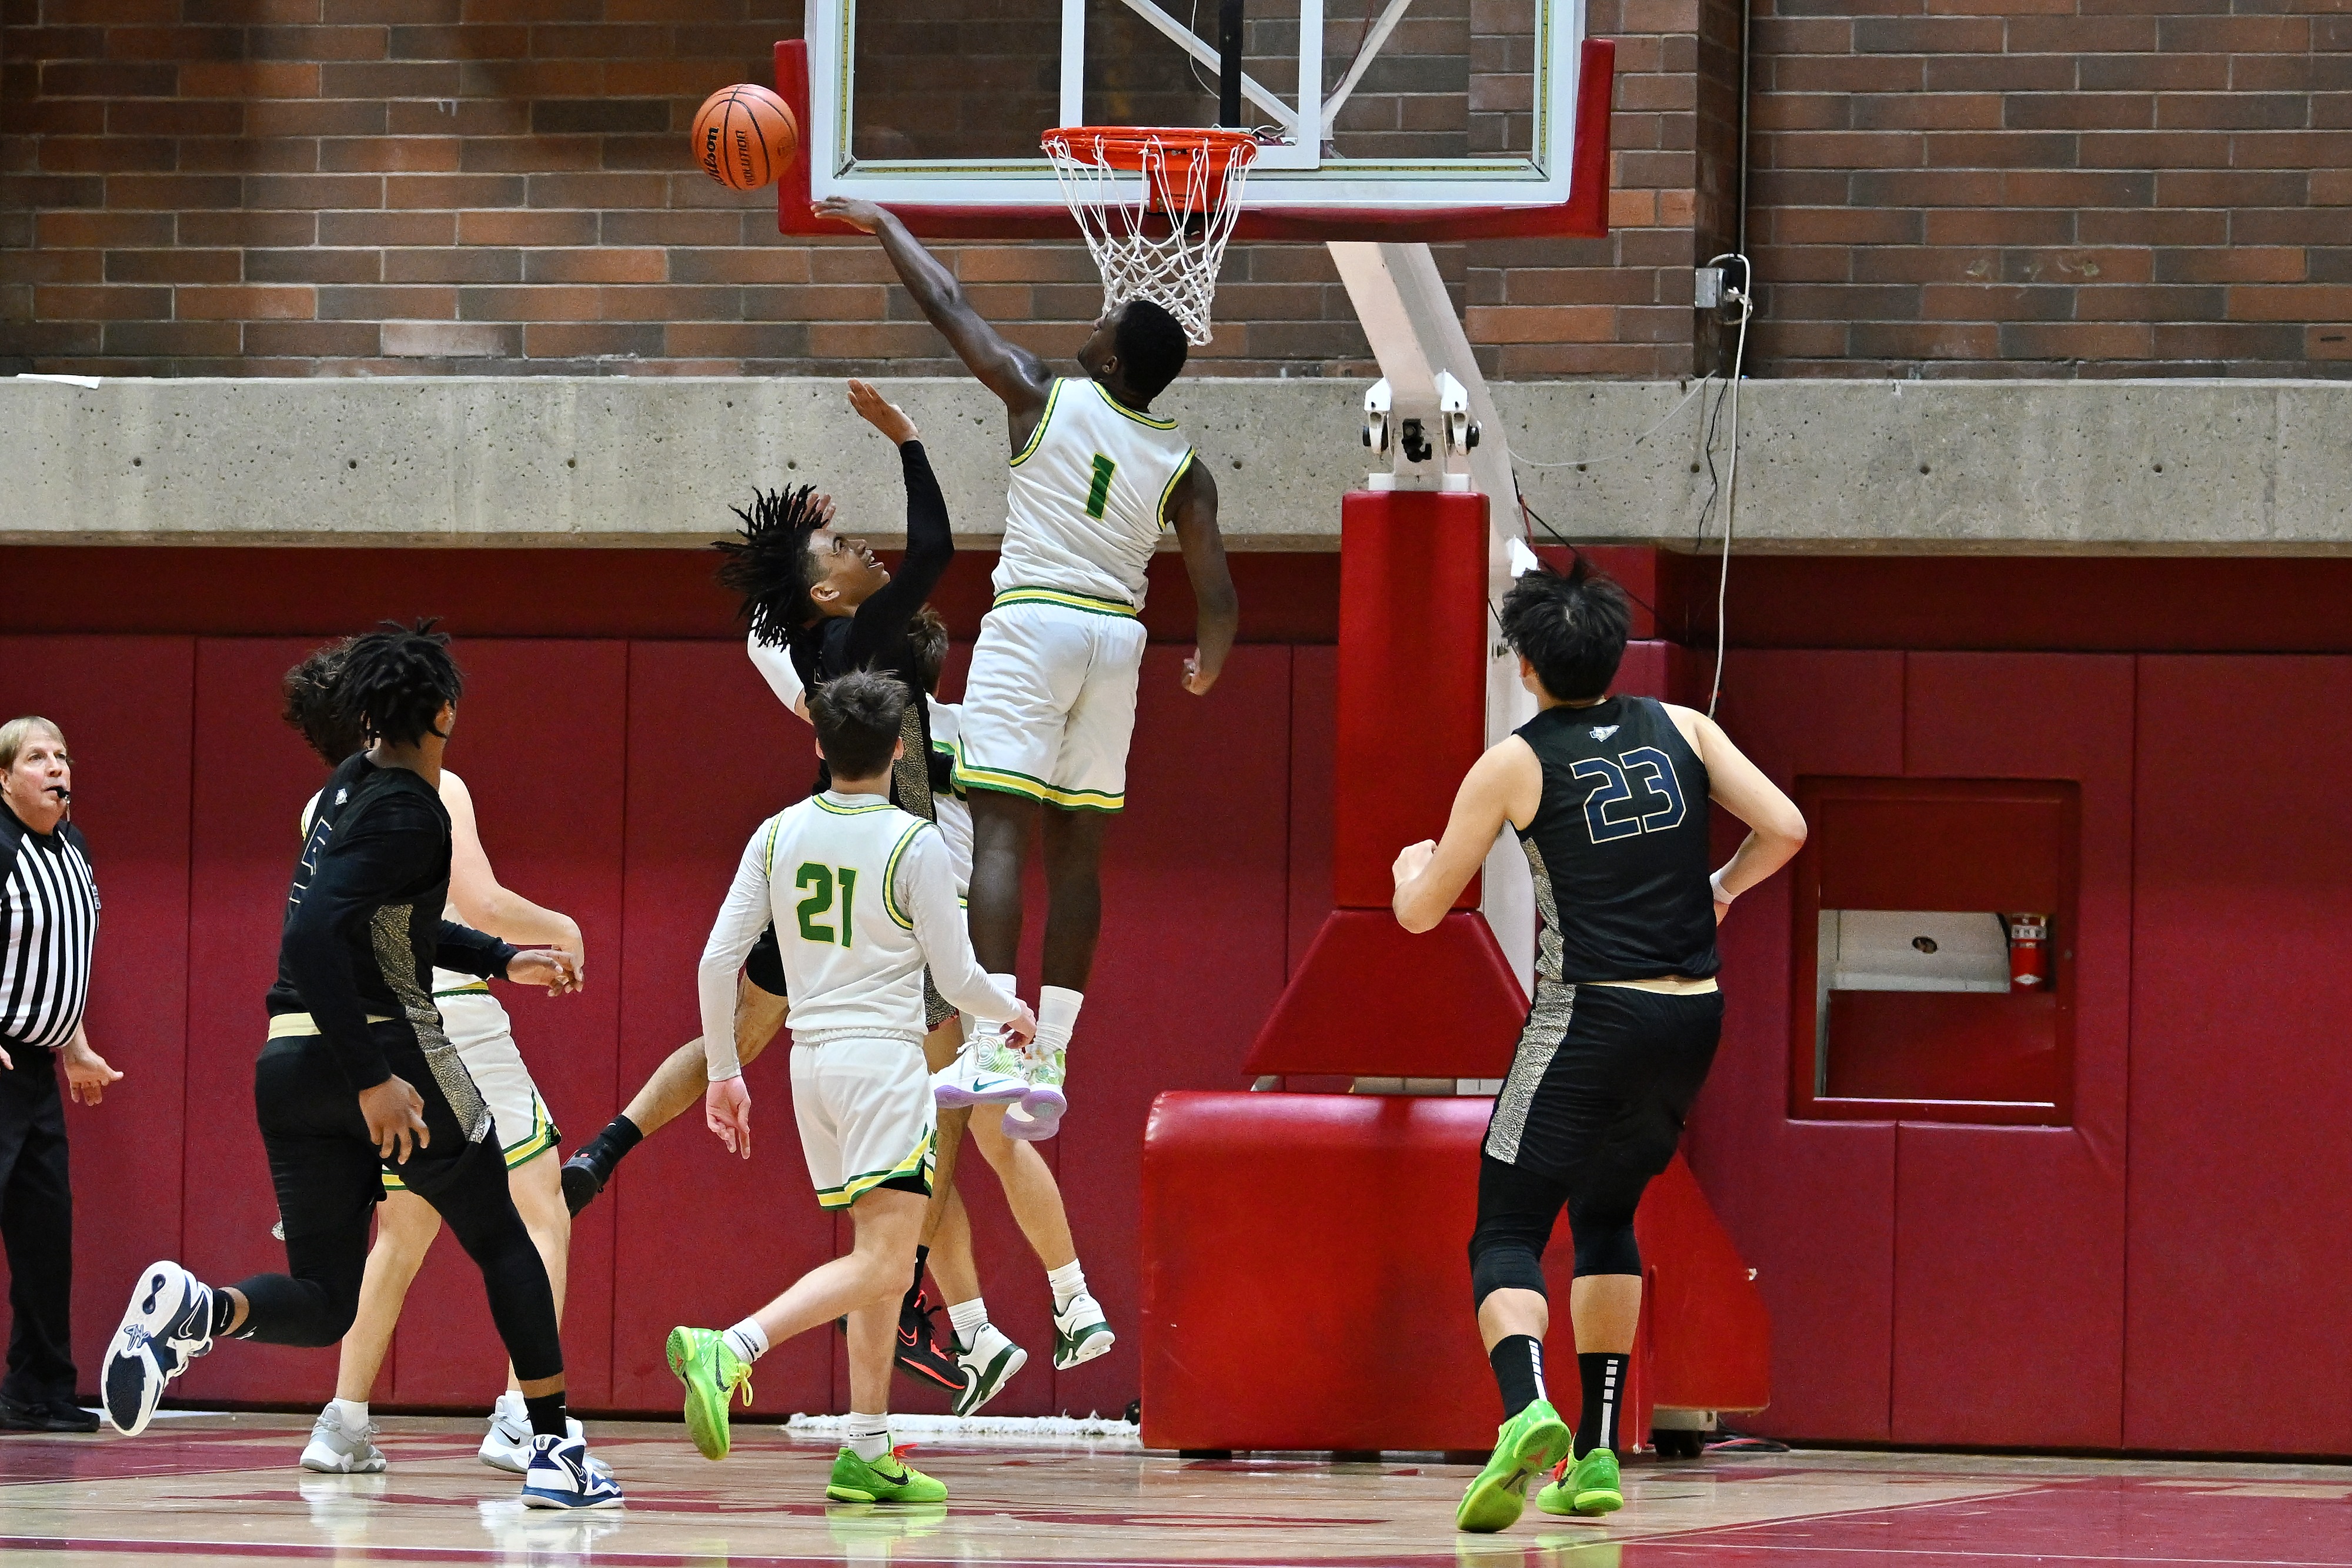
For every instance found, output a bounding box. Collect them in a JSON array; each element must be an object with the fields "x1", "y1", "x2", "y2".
[
  {"x1": 435, "y1": 920, "x2": 519, "y2": 981},
  {"x1": 842, "y1": 439, "x2": 953, "y2": 668},
  {"x1": 282, "y1": 798, "x2": 442, "y2": 1092}
]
